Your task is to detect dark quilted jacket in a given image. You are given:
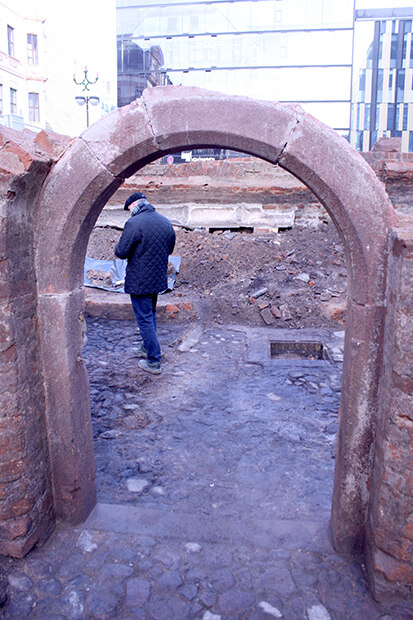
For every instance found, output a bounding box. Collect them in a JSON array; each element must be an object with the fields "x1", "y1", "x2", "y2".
[{"x1": 114, "y1": 203, "x2": 175, "y2": 295}]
